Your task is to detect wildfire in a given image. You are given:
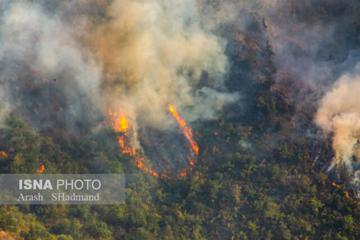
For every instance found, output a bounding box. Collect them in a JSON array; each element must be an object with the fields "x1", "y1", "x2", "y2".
[
  {"x1": 168, "y1": 104, "x2": 199, "y2": 156},
  {"x1": 135, "y1": 157, "x2": 159, "y2": 177},
  {"x1": 168, "y1": 104, "x2": 199, "y2": 175},
  {"x1": 108, "y1": 110, "x2": 136, "y2": 156},
  {"x1": 0, "y1": 151, "x2": 8, "y2": 159},
  {"x1": 109, "y1": 104, "x2": 199, "y2": 178},
  {"x1": 331, "y1": 181, "x2": 355, "y2": 200},
  {"x1": 36, "y1": 164, "x2": 45, "y2": 174},
  {"x1": 109, "y1": 109, "x2": 158, "y2": 177},
  {"x1": 118, "y1": 115, "x2": 128, "y2": 133}
]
